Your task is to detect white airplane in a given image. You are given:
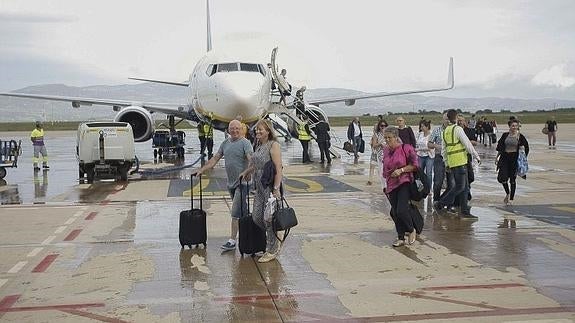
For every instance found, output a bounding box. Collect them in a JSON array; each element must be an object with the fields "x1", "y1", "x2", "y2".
[{"x1": 0, "y1": 0, "x2": 454, "y2": 143}]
